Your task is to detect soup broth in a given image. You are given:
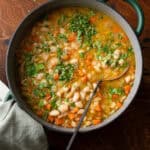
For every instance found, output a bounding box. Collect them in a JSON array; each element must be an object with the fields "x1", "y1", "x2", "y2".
[{"x1": 17, "y1": 7, "x2": 135, "y2": 128}]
